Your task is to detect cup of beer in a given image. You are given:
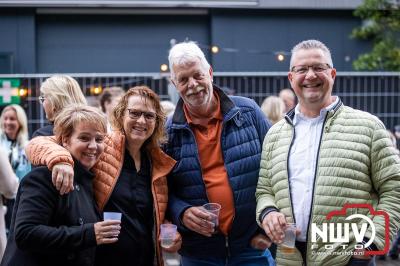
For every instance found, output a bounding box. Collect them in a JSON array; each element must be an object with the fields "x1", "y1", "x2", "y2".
[{"x1": 281, "y1": 223, "x2": 296, "y2": 254}]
